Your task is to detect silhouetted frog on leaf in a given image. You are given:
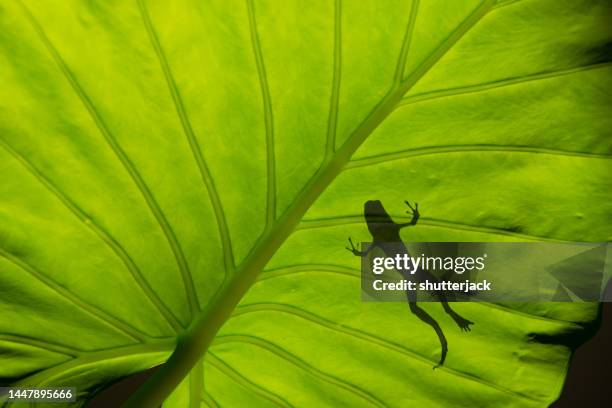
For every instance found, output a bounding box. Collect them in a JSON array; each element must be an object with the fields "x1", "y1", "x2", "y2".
[{"x1": 347, "y1": 200, "x2": 474, "y2": 368}]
